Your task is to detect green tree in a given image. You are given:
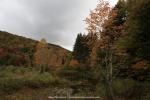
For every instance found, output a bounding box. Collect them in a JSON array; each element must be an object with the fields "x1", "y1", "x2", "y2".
[
  {"x1": 125, "y1": 0, "x2": 150, "y2": 58},
  {"x1": 113, "y1": 0, "x2": 126, "y2": 26},
  {"x1": 73, "y1": 33, "x2": 90, "y2": 64},
  {"x1": 114, "y1": 0, "x2": 150, "y2": 80}
]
